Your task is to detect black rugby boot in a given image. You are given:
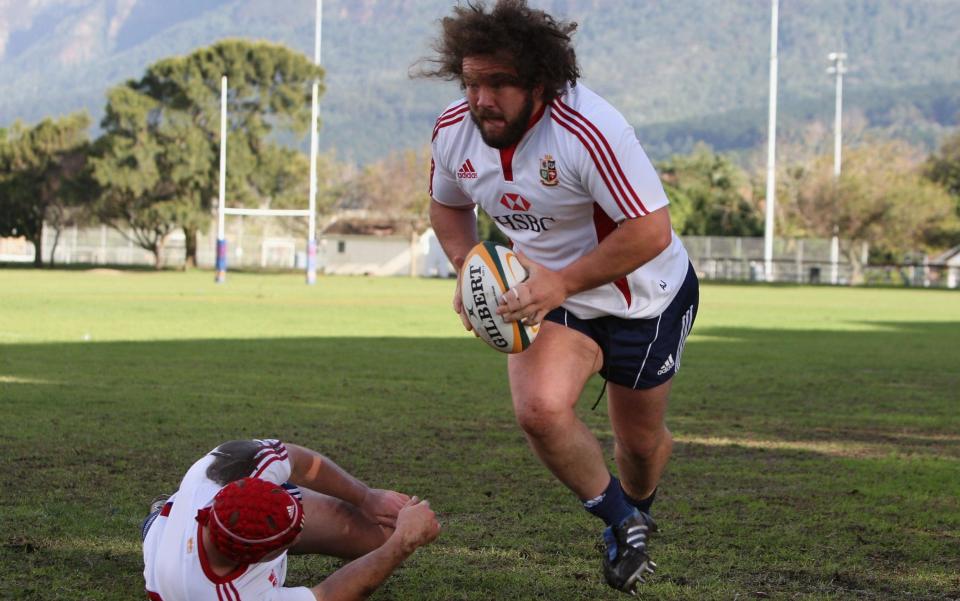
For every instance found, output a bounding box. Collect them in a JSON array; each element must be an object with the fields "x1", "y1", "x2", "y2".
[{"x1": 601, "y1": 510, "x2": 658, "y2": 594}]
